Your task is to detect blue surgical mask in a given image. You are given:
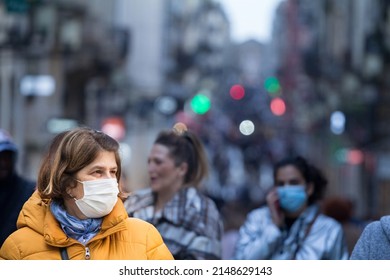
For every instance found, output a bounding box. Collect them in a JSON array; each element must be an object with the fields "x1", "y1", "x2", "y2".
[{"x1": 277, "y1": 185, "x2": 307, "y2": 213}]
